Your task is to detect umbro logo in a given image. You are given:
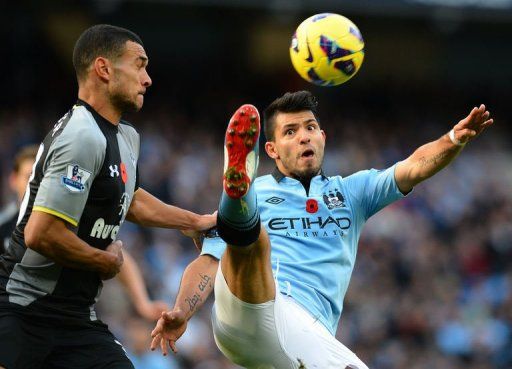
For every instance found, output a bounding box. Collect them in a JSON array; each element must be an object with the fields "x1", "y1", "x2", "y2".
[{"x1": 266, "y1": 196, "x2": 285, "y2": 205}]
